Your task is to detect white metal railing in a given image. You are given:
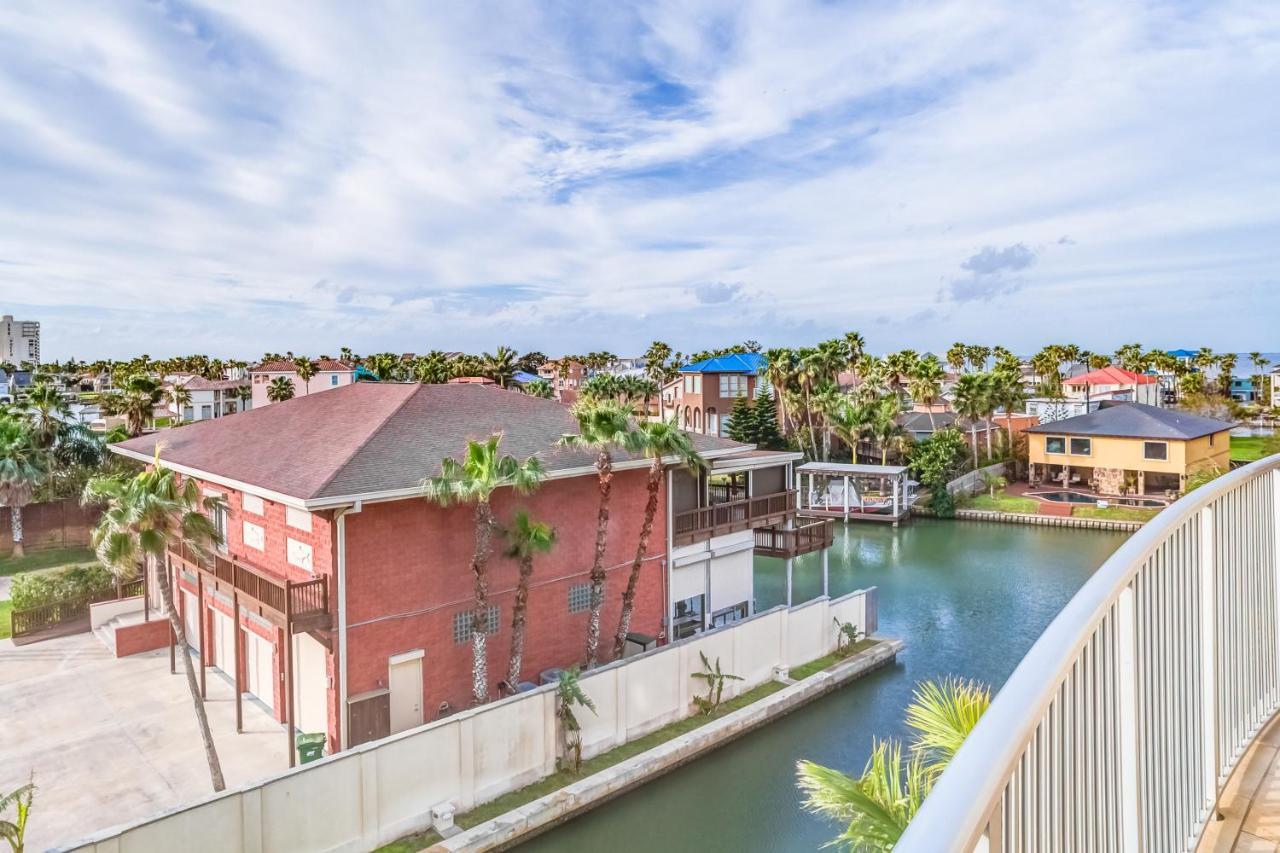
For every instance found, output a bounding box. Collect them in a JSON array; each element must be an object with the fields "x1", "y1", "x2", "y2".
[{"x1": 898, "y1": 454, "x2": 1280, "y2": 852}]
